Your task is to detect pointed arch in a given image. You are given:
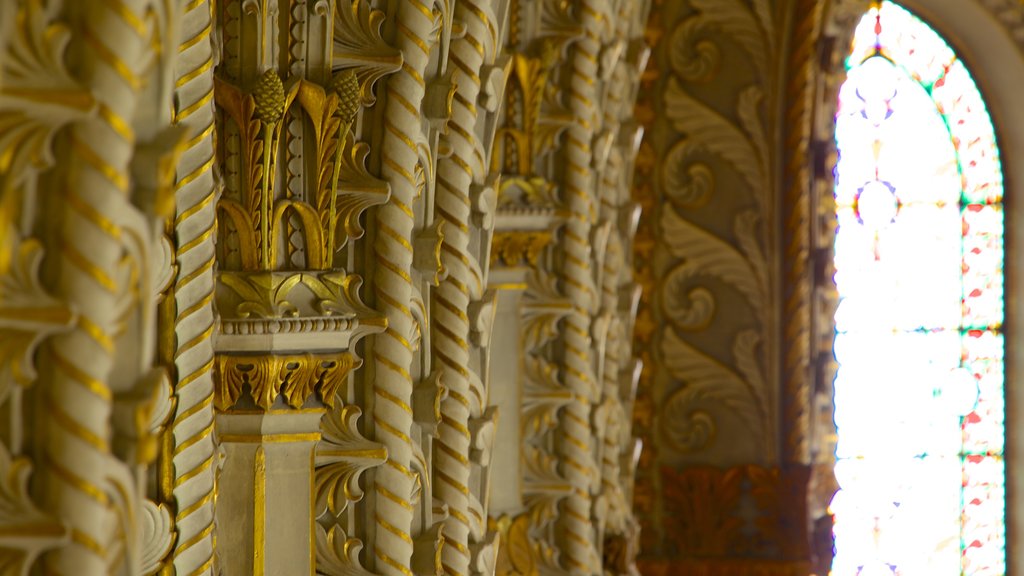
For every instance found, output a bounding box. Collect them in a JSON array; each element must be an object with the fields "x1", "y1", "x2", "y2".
[{"x1": 812, "y1": 1, "x2": 1024, "y2": 573}]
